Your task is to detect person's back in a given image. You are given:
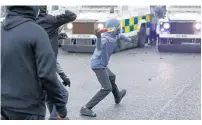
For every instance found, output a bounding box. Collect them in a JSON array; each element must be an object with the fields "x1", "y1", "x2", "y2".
[{"x1": 1, "y1": 6, "x2": 67, "y2": 120}]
